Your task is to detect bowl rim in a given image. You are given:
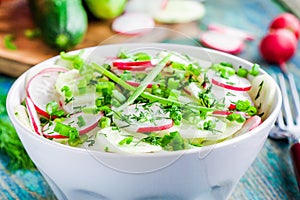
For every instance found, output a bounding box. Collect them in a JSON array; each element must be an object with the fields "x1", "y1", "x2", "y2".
[{"x1": 6, "y1": 43, "x2": 282, "y2": 158}]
